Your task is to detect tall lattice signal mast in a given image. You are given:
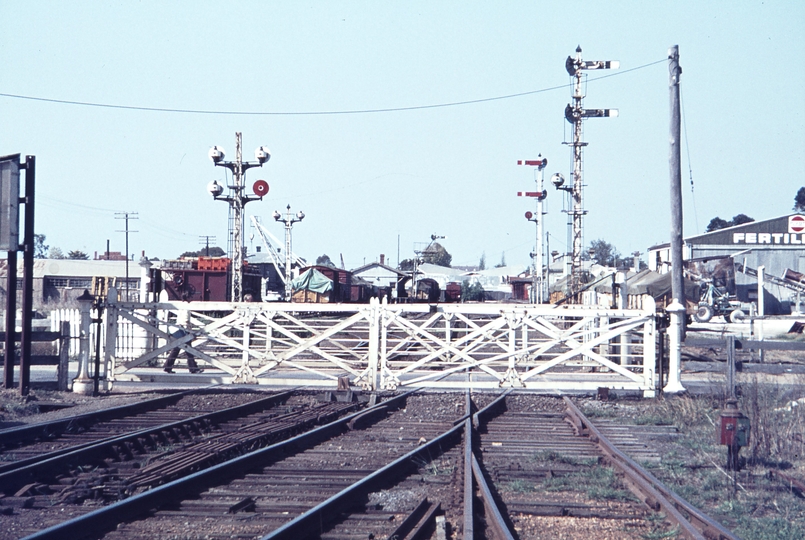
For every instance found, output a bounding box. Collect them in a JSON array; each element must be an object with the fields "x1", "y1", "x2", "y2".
[
  {"x1": 207, "y1": 132, "x2": 271, "y2": 301},
  {"x1": 563, "y1": 46, "x2": 618, "y2": 297}
]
